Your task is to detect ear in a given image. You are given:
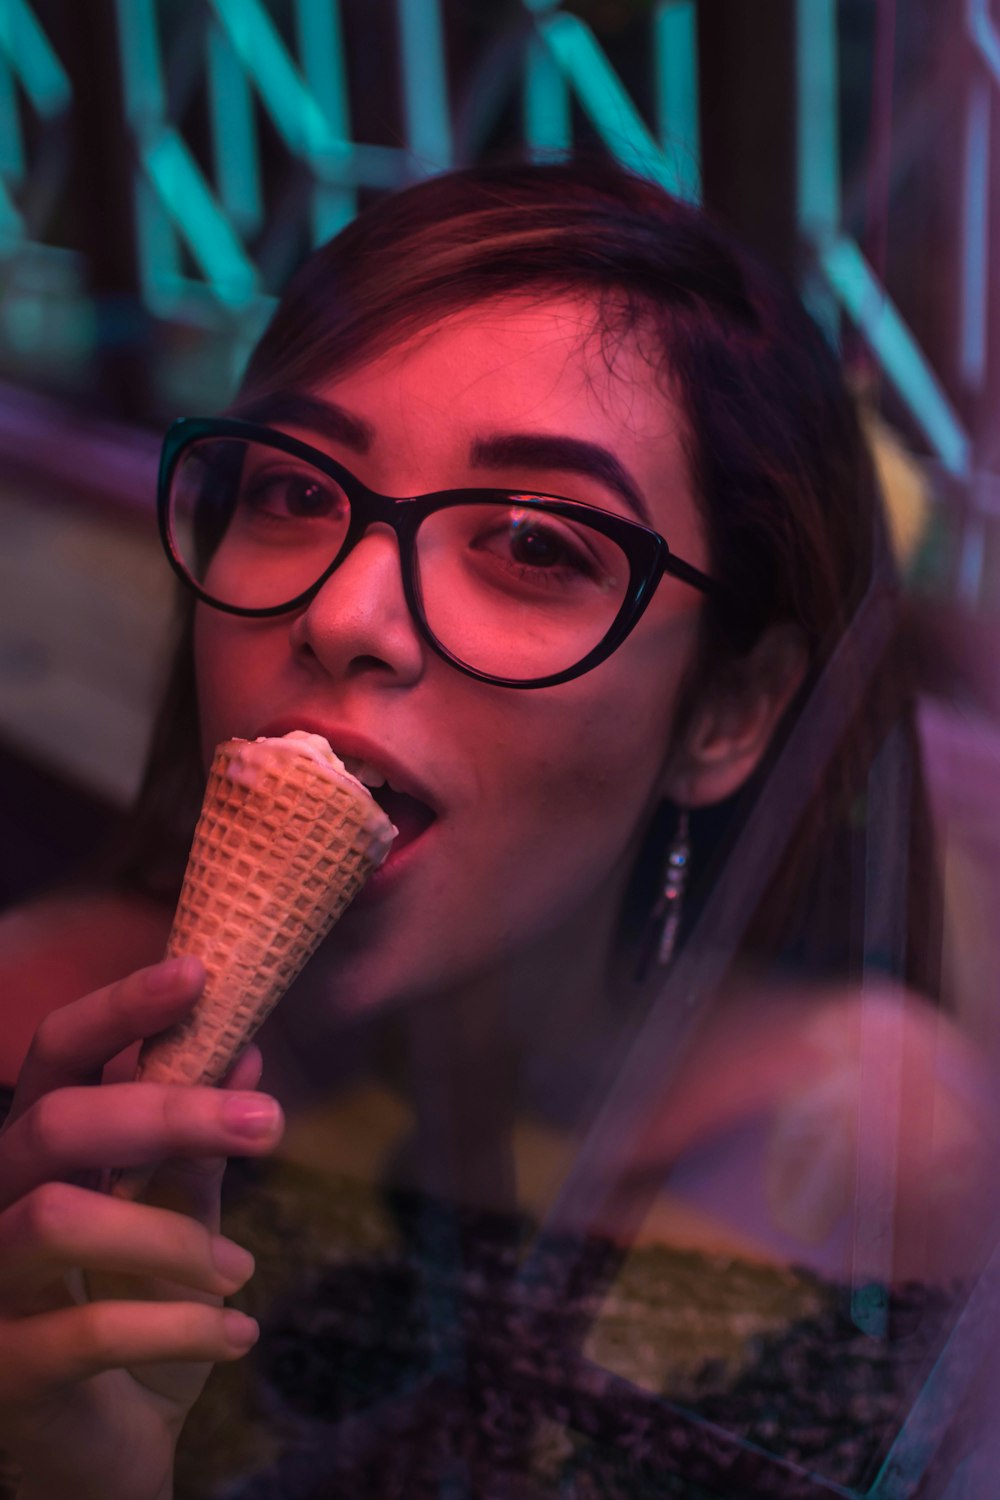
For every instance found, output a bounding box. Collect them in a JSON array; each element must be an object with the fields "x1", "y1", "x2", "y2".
[{"x1": 662, "y1": 624, "x2": 808, "y2": 808}]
